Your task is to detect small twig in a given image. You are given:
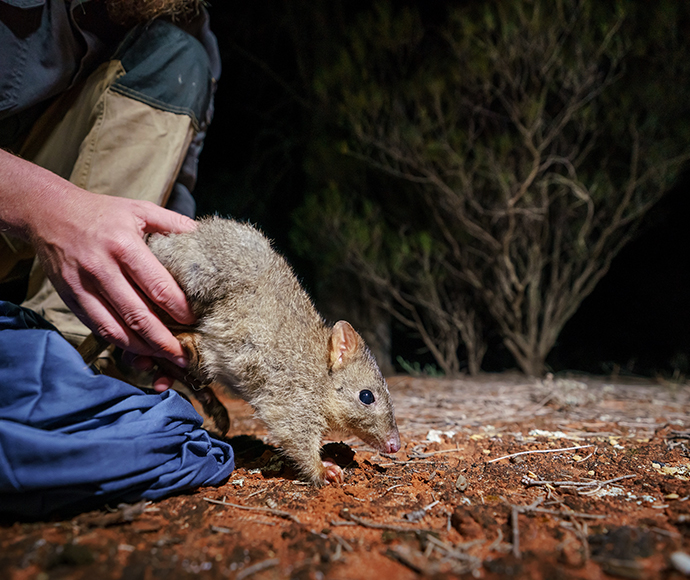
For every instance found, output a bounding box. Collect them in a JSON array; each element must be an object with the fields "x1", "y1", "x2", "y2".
[
  {"x1": 528, "y1": 507, "x2": 607, "y2": 520},
  {"x1": 572, "y1": 519, "x2": 590, "y2": 562},
  {"x1": 650, "y1": 527, "x2": 681, "y2": 538},
  {"x1": 503, "y1": 495, "x2": 545, "y2": 512},
  {"x1": 487, "y1": 444, "x2": 594, "y2": 464},
  {"x1": 384, "y1": 484, "x2": 406, "y2": 495},
  {"x1": 506, "y1": 495, "x2": 605, "y2": 520},
  {"x1": 578, "y1": 485, "x2": 604, "y2": 496},
  {"x1": 577, "y1": 449, "x2": 596, "y2": 462},
  {"x1": 426, "y1": 535, "x2": 483, "y2": 562},
  {"x1": 487, "y1": 527, "x2": 506, "y2": 552},
  {"x1": 348, "y1": 514, "x2": 423, "y2": 532},
  {"x1": 337, "y1": 510, "x2": 432, "y2": 533},
  {"x1": 511, "y1": 506, "x2": 521, "y2": 559},
  {"x1": 386, "y1": 544, "x2": 481, "y2": 576},
  {"x1": 528, "y1": 391, "x2": 556, "y2": 413},
  {"x1": 210, "y1": 525, "x2": 232, "y2": 534},
  {"x1": 332, "y1": 533, "x2": 354, "y2": 552},
  {"x1": 203, "y1": 497, "x2": 301, "y2": 524},
  {"x1": 332, "y1": 542, "x2": 343, "y2": 562},
  {"x1": 381, "y1": 459, "x2": 438, "y2": 466},
  {"x1": 385, "y1": 546, "x2": 426, "y2": 575},
  {"x1": 403, "y1": 499, "x2": 440, "y2": 522},
  {"x1": 408, "y1": 448, "x2": 465, "y2": 459},
  {"x1": 561, "y1": 432, "x2": 618, "y2": 438},
  {"x1": 522, "y1": 474, "x2": 636, "y2": 490},
  {"x1": 236, "y1": 558, "x2": 280, "y2": 580}
]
